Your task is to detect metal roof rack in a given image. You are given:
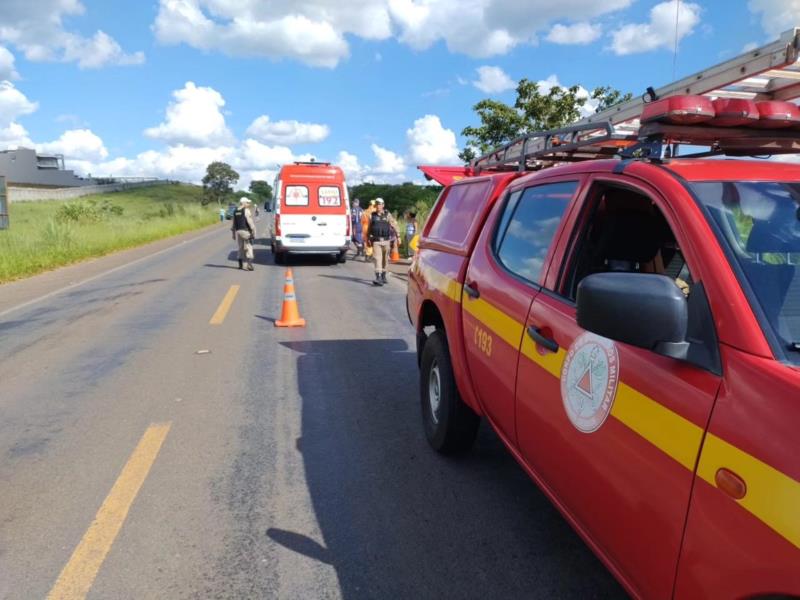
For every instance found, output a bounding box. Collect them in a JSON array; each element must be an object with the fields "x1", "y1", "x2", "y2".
[
  {"x1": 472, "y1": 26, "x2": 800, "y2": 173},
  {"x1": 472, "y1": 122, "x2": 636, "y2": 173}
]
